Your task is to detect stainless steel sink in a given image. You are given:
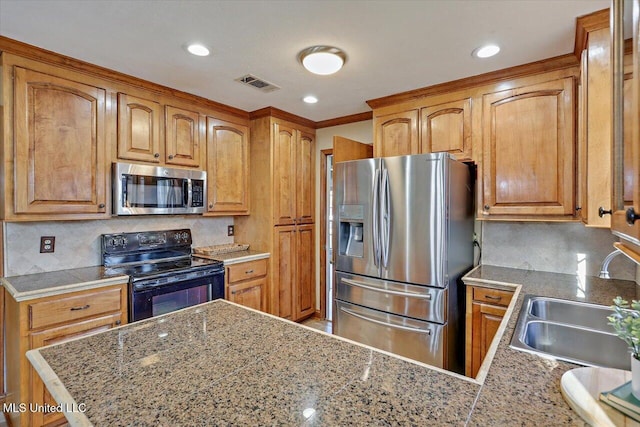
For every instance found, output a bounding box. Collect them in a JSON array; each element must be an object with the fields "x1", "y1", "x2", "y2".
[{"x1": 510, "y1": 295, "x2": 631, "y2": 370}]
